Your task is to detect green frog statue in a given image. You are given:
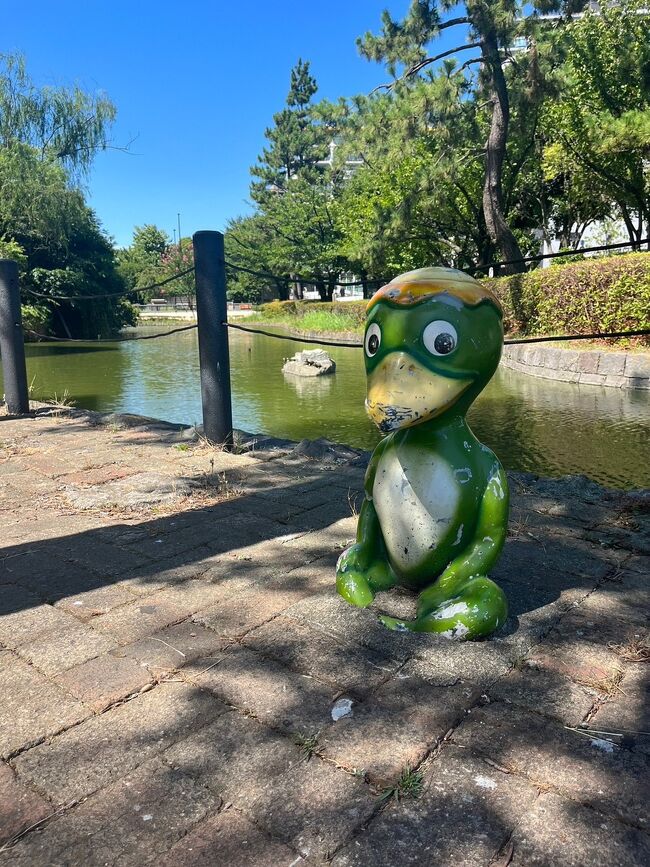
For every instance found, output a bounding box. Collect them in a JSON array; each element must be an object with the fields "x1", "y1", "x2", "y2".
[{"x1": 336, "y1": 267, "x2": 509, "y2": 640}]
